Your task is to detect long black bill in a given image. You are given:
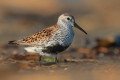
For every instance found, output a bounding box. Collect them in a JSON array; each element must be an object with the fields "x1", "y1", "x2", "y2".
[{"x1": 74, "y1": 23, "x2": 87, "y2": 35}]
